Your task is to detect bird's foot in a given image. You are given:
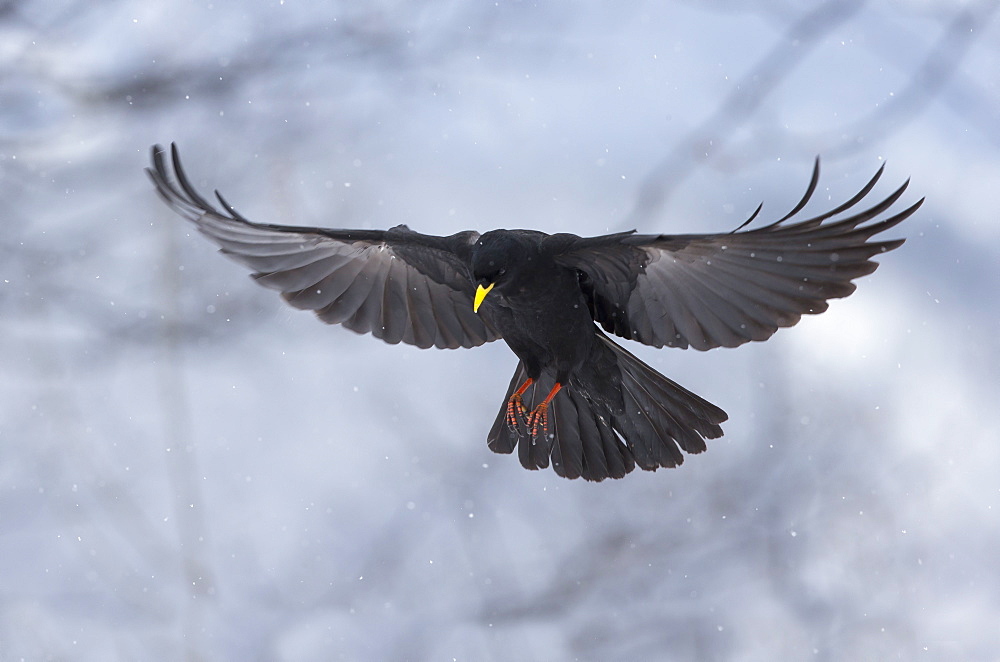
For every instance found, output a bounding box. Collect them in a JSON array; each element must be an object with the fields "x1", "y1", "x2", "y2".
[
  {"x1": 505, "y1": 378, "x2": 534, "y2": 430},
  {"x1": 526, "y1": 382, "x2": 563, "y2": 438},
  {"x1": 505, "y1": 393, "x2": 529, "y2": 429},
  {"x1": 526, "y1": 402, "x2": 551, "y2": 438}
]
